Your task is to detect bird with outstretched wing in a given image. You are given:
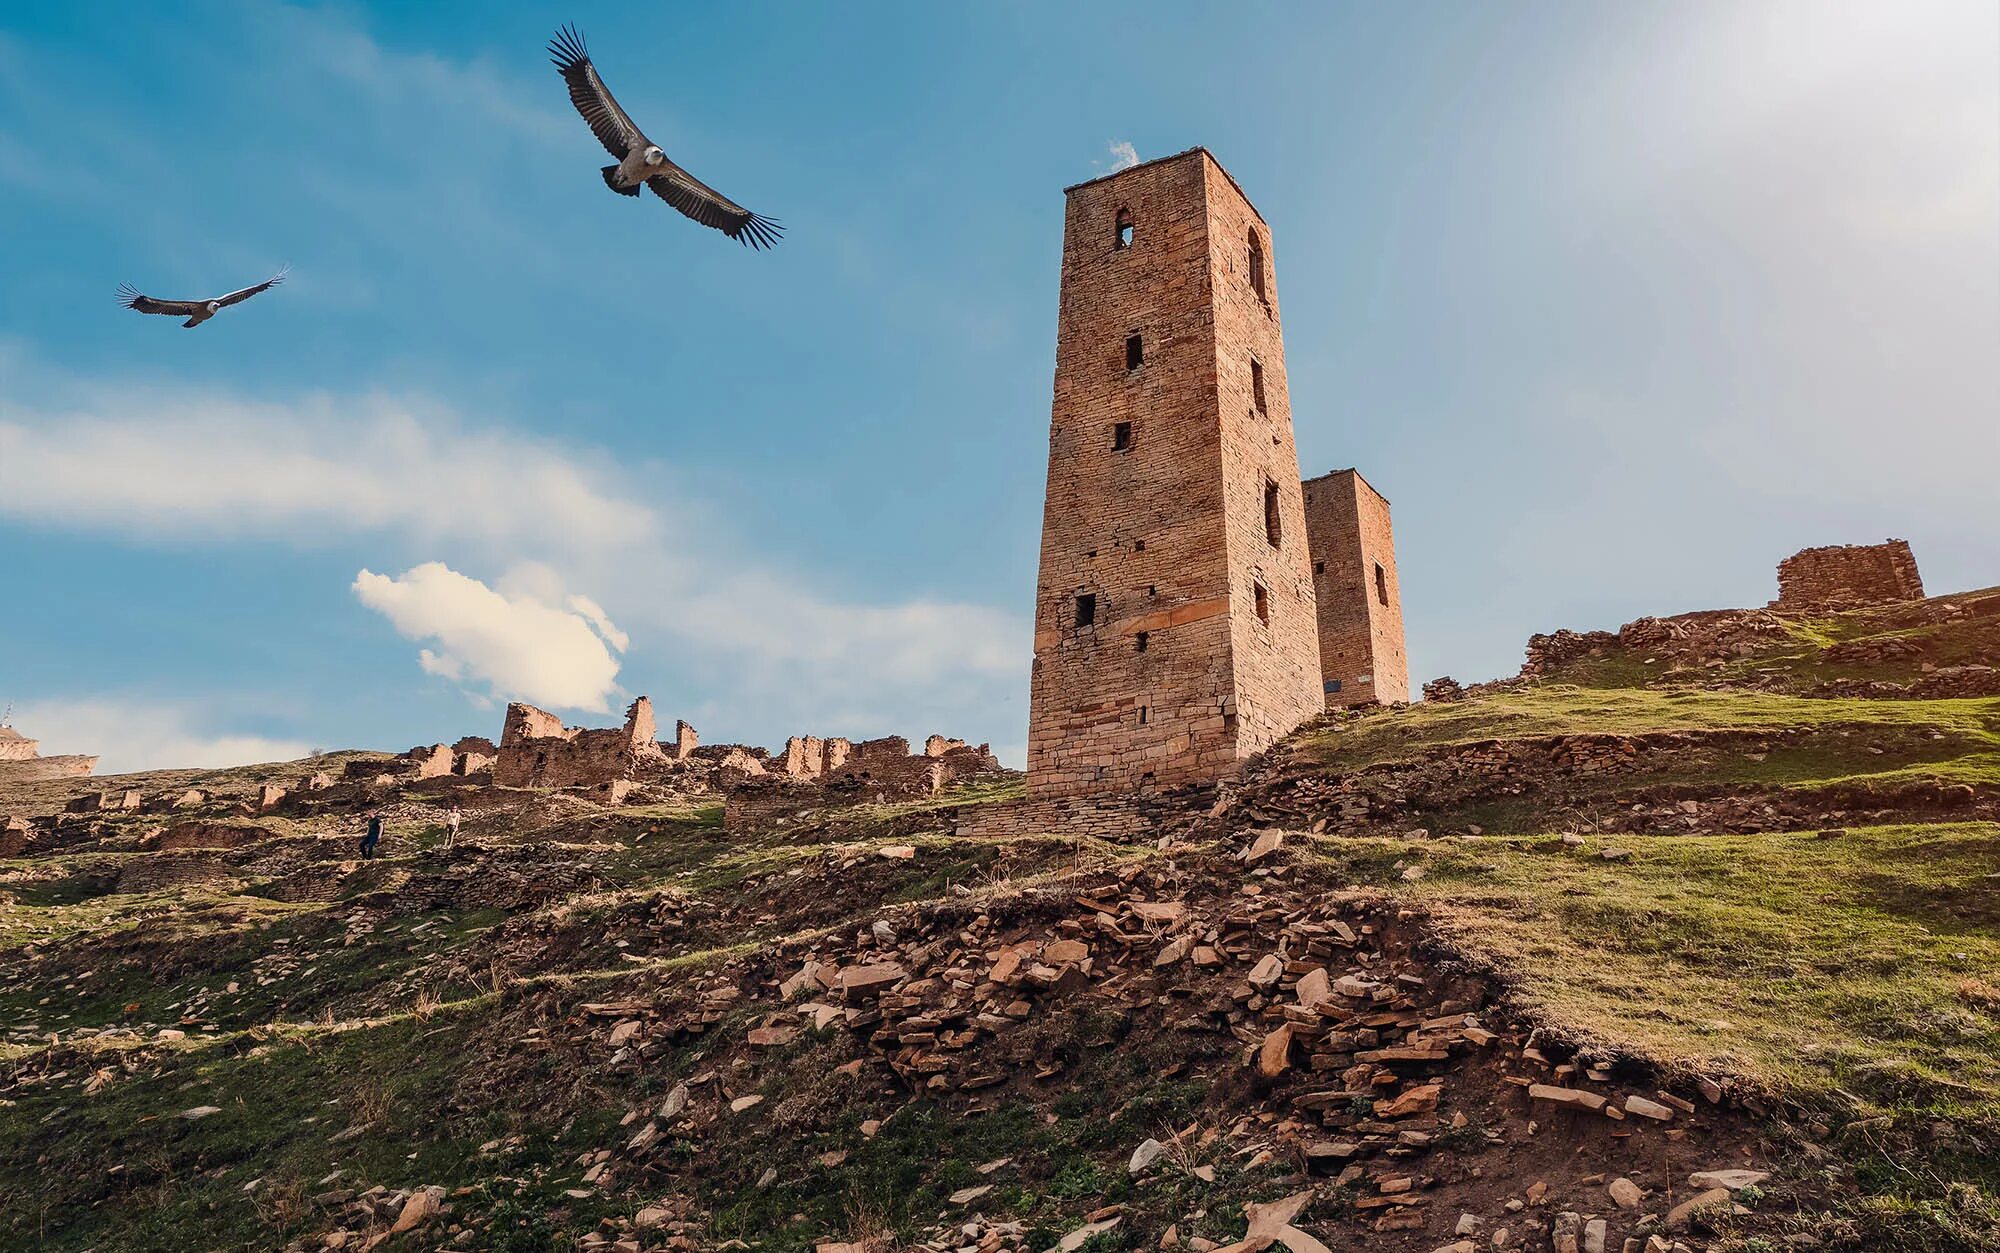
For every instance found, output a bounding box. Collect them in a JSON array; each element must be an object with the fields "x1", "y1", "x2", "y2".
[
  {"x1": 548, "y1": 25, "x2": 782, "y2": 249},
  {"x1": 117, "y1": 268, "x2": 288, "y2": 328}
]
